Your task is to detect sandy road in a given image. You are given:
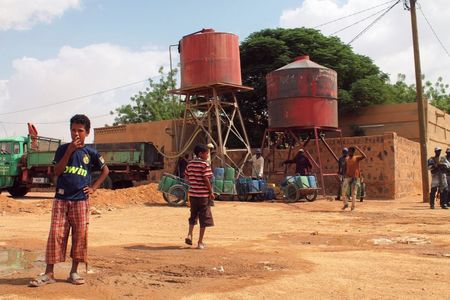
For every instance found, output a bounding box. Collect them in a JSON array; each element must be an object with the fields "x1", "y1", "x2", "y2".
[{"x1": 1, "y1": 191, "x2": 450, "y2": 299}]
